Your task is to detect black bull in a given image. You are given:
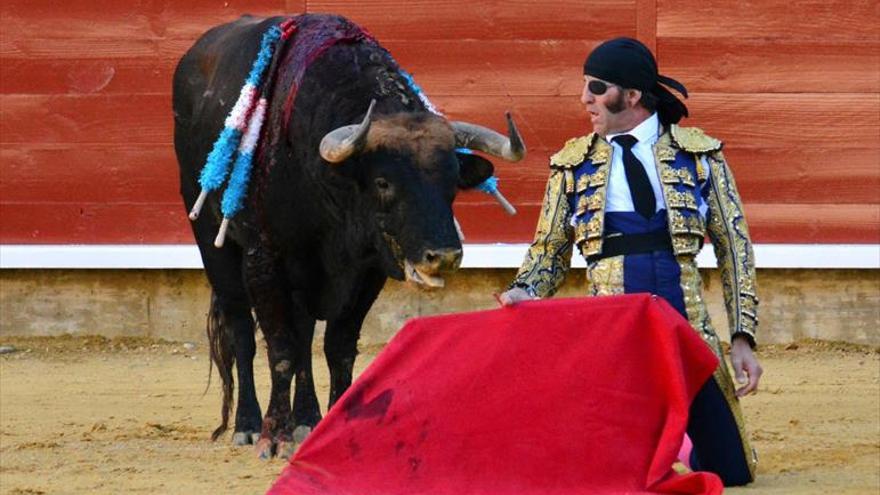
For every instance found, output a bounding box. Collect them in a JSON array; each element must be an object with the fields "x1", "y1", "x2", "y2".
[{"x1": 172, "y1": 14, "x2": 525, "y2": 458}]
